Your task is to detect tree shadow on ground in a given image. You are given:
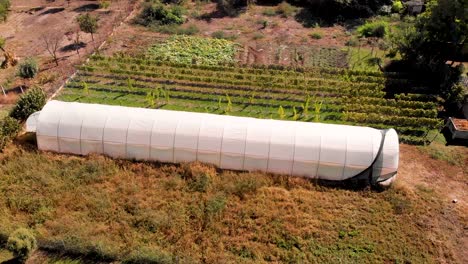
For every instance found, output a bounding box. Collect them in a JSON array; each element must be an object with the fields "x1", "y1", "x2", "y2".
[
  {"x1": 73, "y1": 4, "x2": 100, "y2": 13},
  {"x1": 39, "y1": 7, "x2": 65, "y2": 16},
  {"x1": 60, "y1": 42, "x2": 87, "y2": 52}
]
